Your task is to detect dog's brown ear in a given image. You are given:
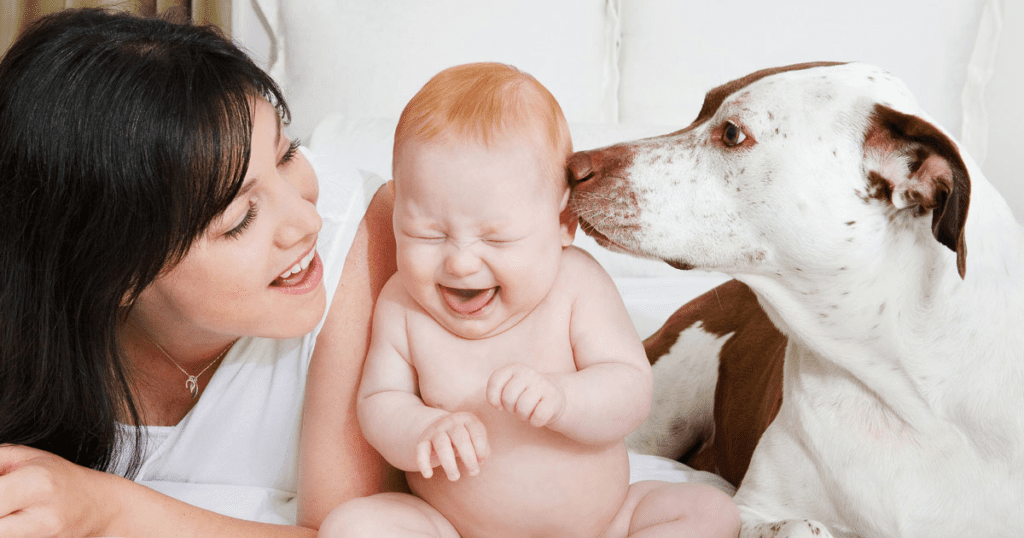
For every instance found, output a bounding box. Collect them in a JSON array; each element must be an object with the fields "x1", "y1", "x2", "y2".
[{"x1": 862, "y1": 104, "x2": 971, "y2": 278}]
